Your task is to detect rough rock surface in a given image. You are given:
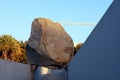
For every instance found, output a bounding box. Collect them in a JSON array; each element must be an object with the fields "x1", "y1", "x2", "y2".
[{"x1": 26, "y1": 18, "x2": 74, "y2": 67}]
